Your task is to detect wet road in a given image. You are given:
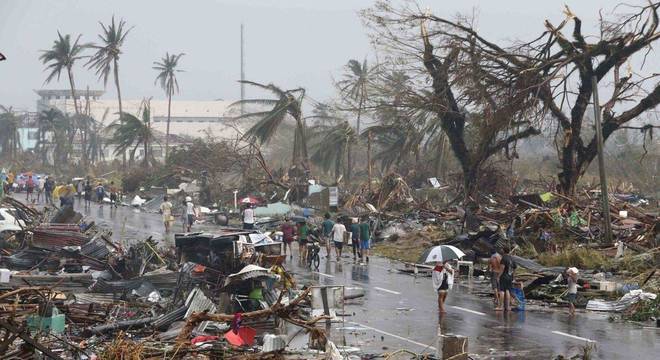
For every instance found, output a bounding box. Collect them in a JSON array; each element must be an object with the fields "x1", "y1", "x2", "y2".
[{"x1": 74, "y1": 201, "x2": 659, "y2": 359}]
